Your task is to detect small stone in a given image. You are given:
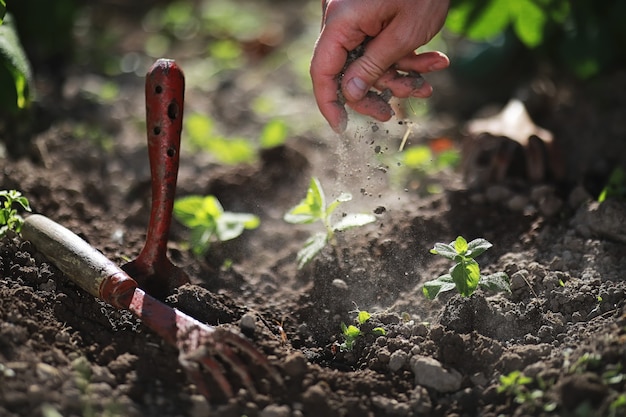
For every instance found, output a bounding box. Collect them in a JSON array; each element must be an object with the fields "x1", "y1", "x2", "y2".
[
  {"x1": 410, "y1": 355, "x2": 462, "y2": 393},
  {"x1": 259, "y1": 404, "x2": 291, "y2": 417},
  {"x1": 539, "y1": 195, "x2": 563, "y2": 217},
  {"x1": 331, "y1": 279, "x2": 348, "y2": 290},
  {"x1": 510, "y1": 270, "x2": 529, "y2": 292},
  {"x1": 507, "y1": 194, "x2": 529, "y2": 212},
  {"x1": 283, "y1": 352, "x2": 308, "y2": 379},
  {"x1": 189, "y1": 394, "x2": 210, "y2": 417},
  {"x1": 36, "y1": 362, "x2": 60, "y2": 380},
  {"x1": 239, "y1": 313, "x2": 257, "y2": 335},
  {"x1": 388, "y1": 350, "x2": 409, "y2": 372},
  {"x1": 485, "y1": 185, "x2": 513, "y2": 203}
]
